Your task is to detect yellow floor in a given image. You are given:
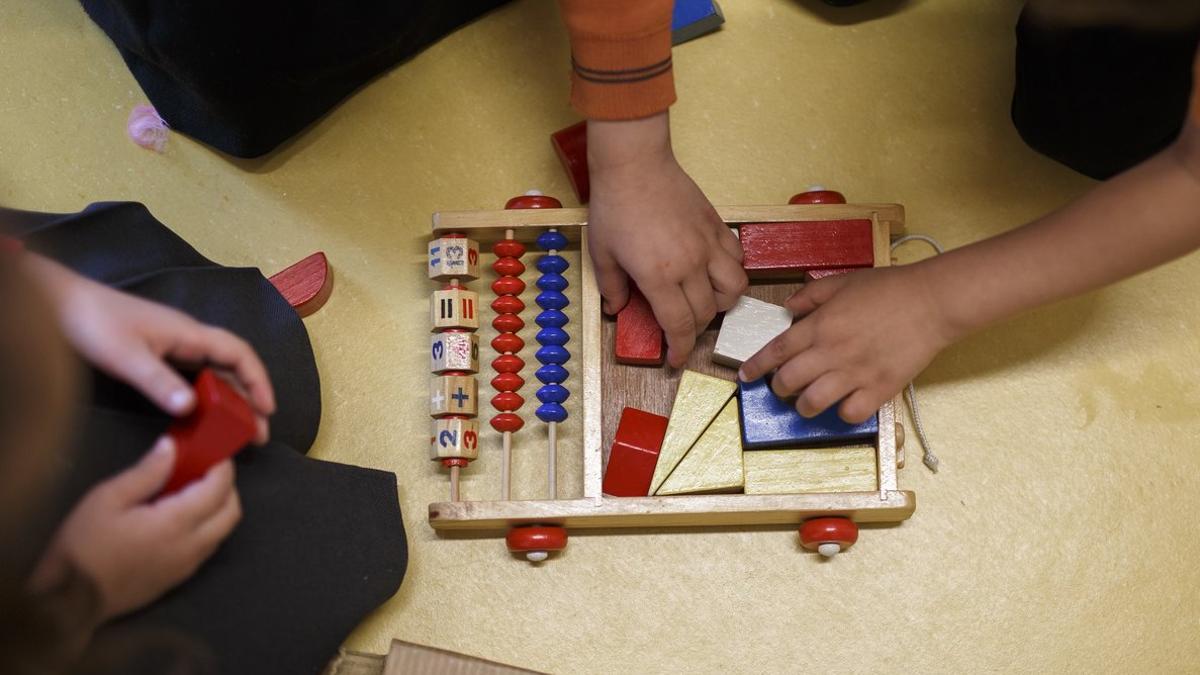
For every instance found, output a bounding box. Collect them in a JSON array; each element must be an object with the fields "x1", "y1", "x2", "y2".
[{"x1": 5, "y1": 1, "x2": 1200, "y2": 672}]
